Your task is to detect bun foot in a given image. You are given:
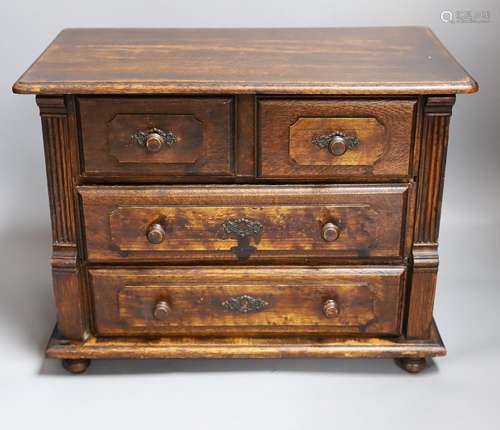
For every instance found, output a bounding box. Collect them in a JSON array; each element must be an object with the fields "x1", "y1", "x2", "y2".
[
  {"x1": 395, "y1": 357, "x2": 427, "y2": 374},
  {"x1": 62, "y1": 359, "x2": 91, "y2": 374}
]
